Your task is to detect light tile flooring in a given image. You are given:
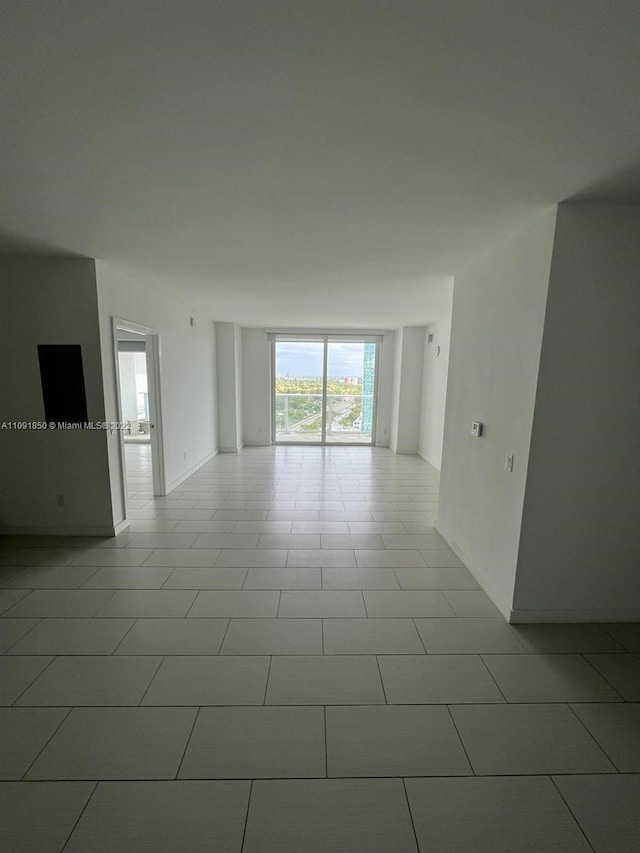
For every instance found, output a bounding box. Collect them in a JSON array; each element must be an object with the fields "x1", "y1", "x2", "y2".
[{"x1": 1, "y1": 444, "x2": 639, "y2": 851}]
